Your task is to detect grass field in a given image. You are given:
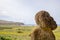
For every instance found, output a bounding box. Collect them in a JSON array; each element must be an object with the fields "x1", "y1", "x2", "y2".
[{"x1": 0, "y1": 25, "x2": 60, "y2": 40}]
